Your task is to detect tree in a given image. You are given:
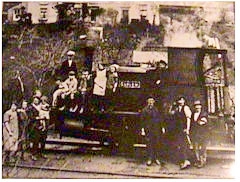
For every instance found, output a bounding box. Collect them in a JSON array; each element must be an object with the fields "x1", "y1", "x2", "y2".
[
  {"x1": 2, "y1": 31, "x2": 72, "y2": 102},
  {"x1": 94, "y1": 25, "x2": 140, "y2": 64}
]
